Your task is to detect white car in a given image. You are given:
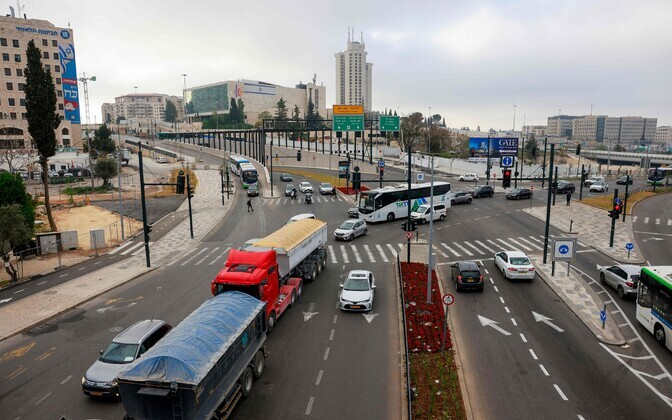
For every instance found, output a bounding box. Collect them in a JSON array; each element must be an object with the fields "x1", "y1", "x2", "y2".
[
  {"x1": 299, "y1": 181, "x2": 313, "y2": 193},
  {"x1": 339, "y1": 270, "x2": 376, "y2": 311},
  {"x1": 333, "y1": 219, "x2": 367, "y2": 241},
  {"x1": 494, "y1": 251, "x2": 536, "y2": 280},
  {"x1": 589, "y1": 182, "x2": 608, "y2": 192},
  {"x1": 319, "y1": 182, "x2": 335, "y2": 195},
  {"x1": 458, "y1": 173, "x2": 479, "y2": 182},
  {"x1": 156, "y1": 157, "x2": 167, "y2": 164}
]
